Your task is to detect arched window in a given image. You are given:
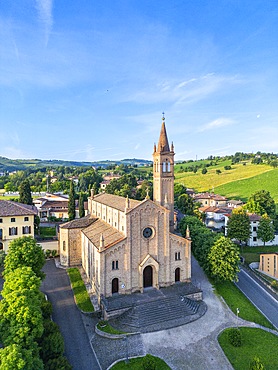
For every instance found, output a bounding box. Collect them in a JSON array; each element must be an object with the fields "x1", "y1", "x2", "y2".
[
  {"x1": 162, "y1": 162, "x2": 166, "y2": 172},
  {"x1": 0, "y1": 242, "x2": 3, "y2": 250},
  {"x1": 168, "y1": 162, "x2": 171, "y2": 172}
]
